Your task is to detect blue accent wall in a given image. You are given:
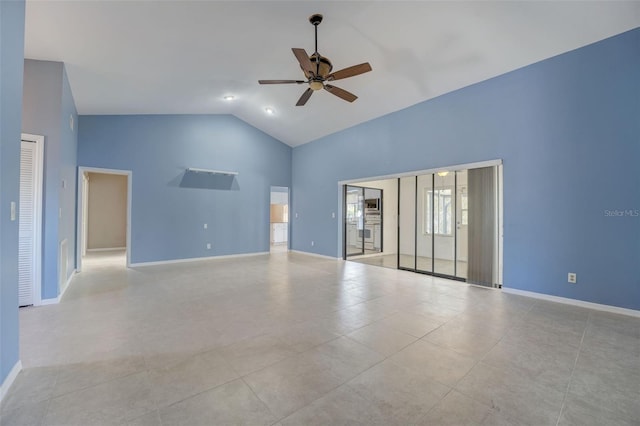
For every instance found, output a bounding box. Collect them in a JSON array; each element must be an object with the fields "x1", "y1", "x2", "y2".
[
  {"x1": 292, "y1": 28, "x2": 640, "y2": 310},
  {"x1": 0, "y1": 0, "x2": 25, "y2": 384},
  {"x1": 78, "y1": 115, "x2": 291, "y2": 264},
  {"x1": 22, "y1": 60, "x2": 78, "y2": 300},
  {"x1": 60, "y1": 66, "x2": 79, "y2": 285}
]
